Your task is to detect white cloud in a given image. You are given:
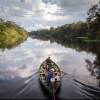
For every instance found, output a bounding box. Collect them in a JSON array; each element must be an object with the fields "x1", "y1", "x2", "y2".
[
  {"x1": 43, "y1": 13, "x2": 71, "y2": 21},
  {"x1": 43, "y1": 3, "x2": 61, "y2": 14},
  {"x1": 0, "y1": 0, "x2": 99, "y2": 31}
]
